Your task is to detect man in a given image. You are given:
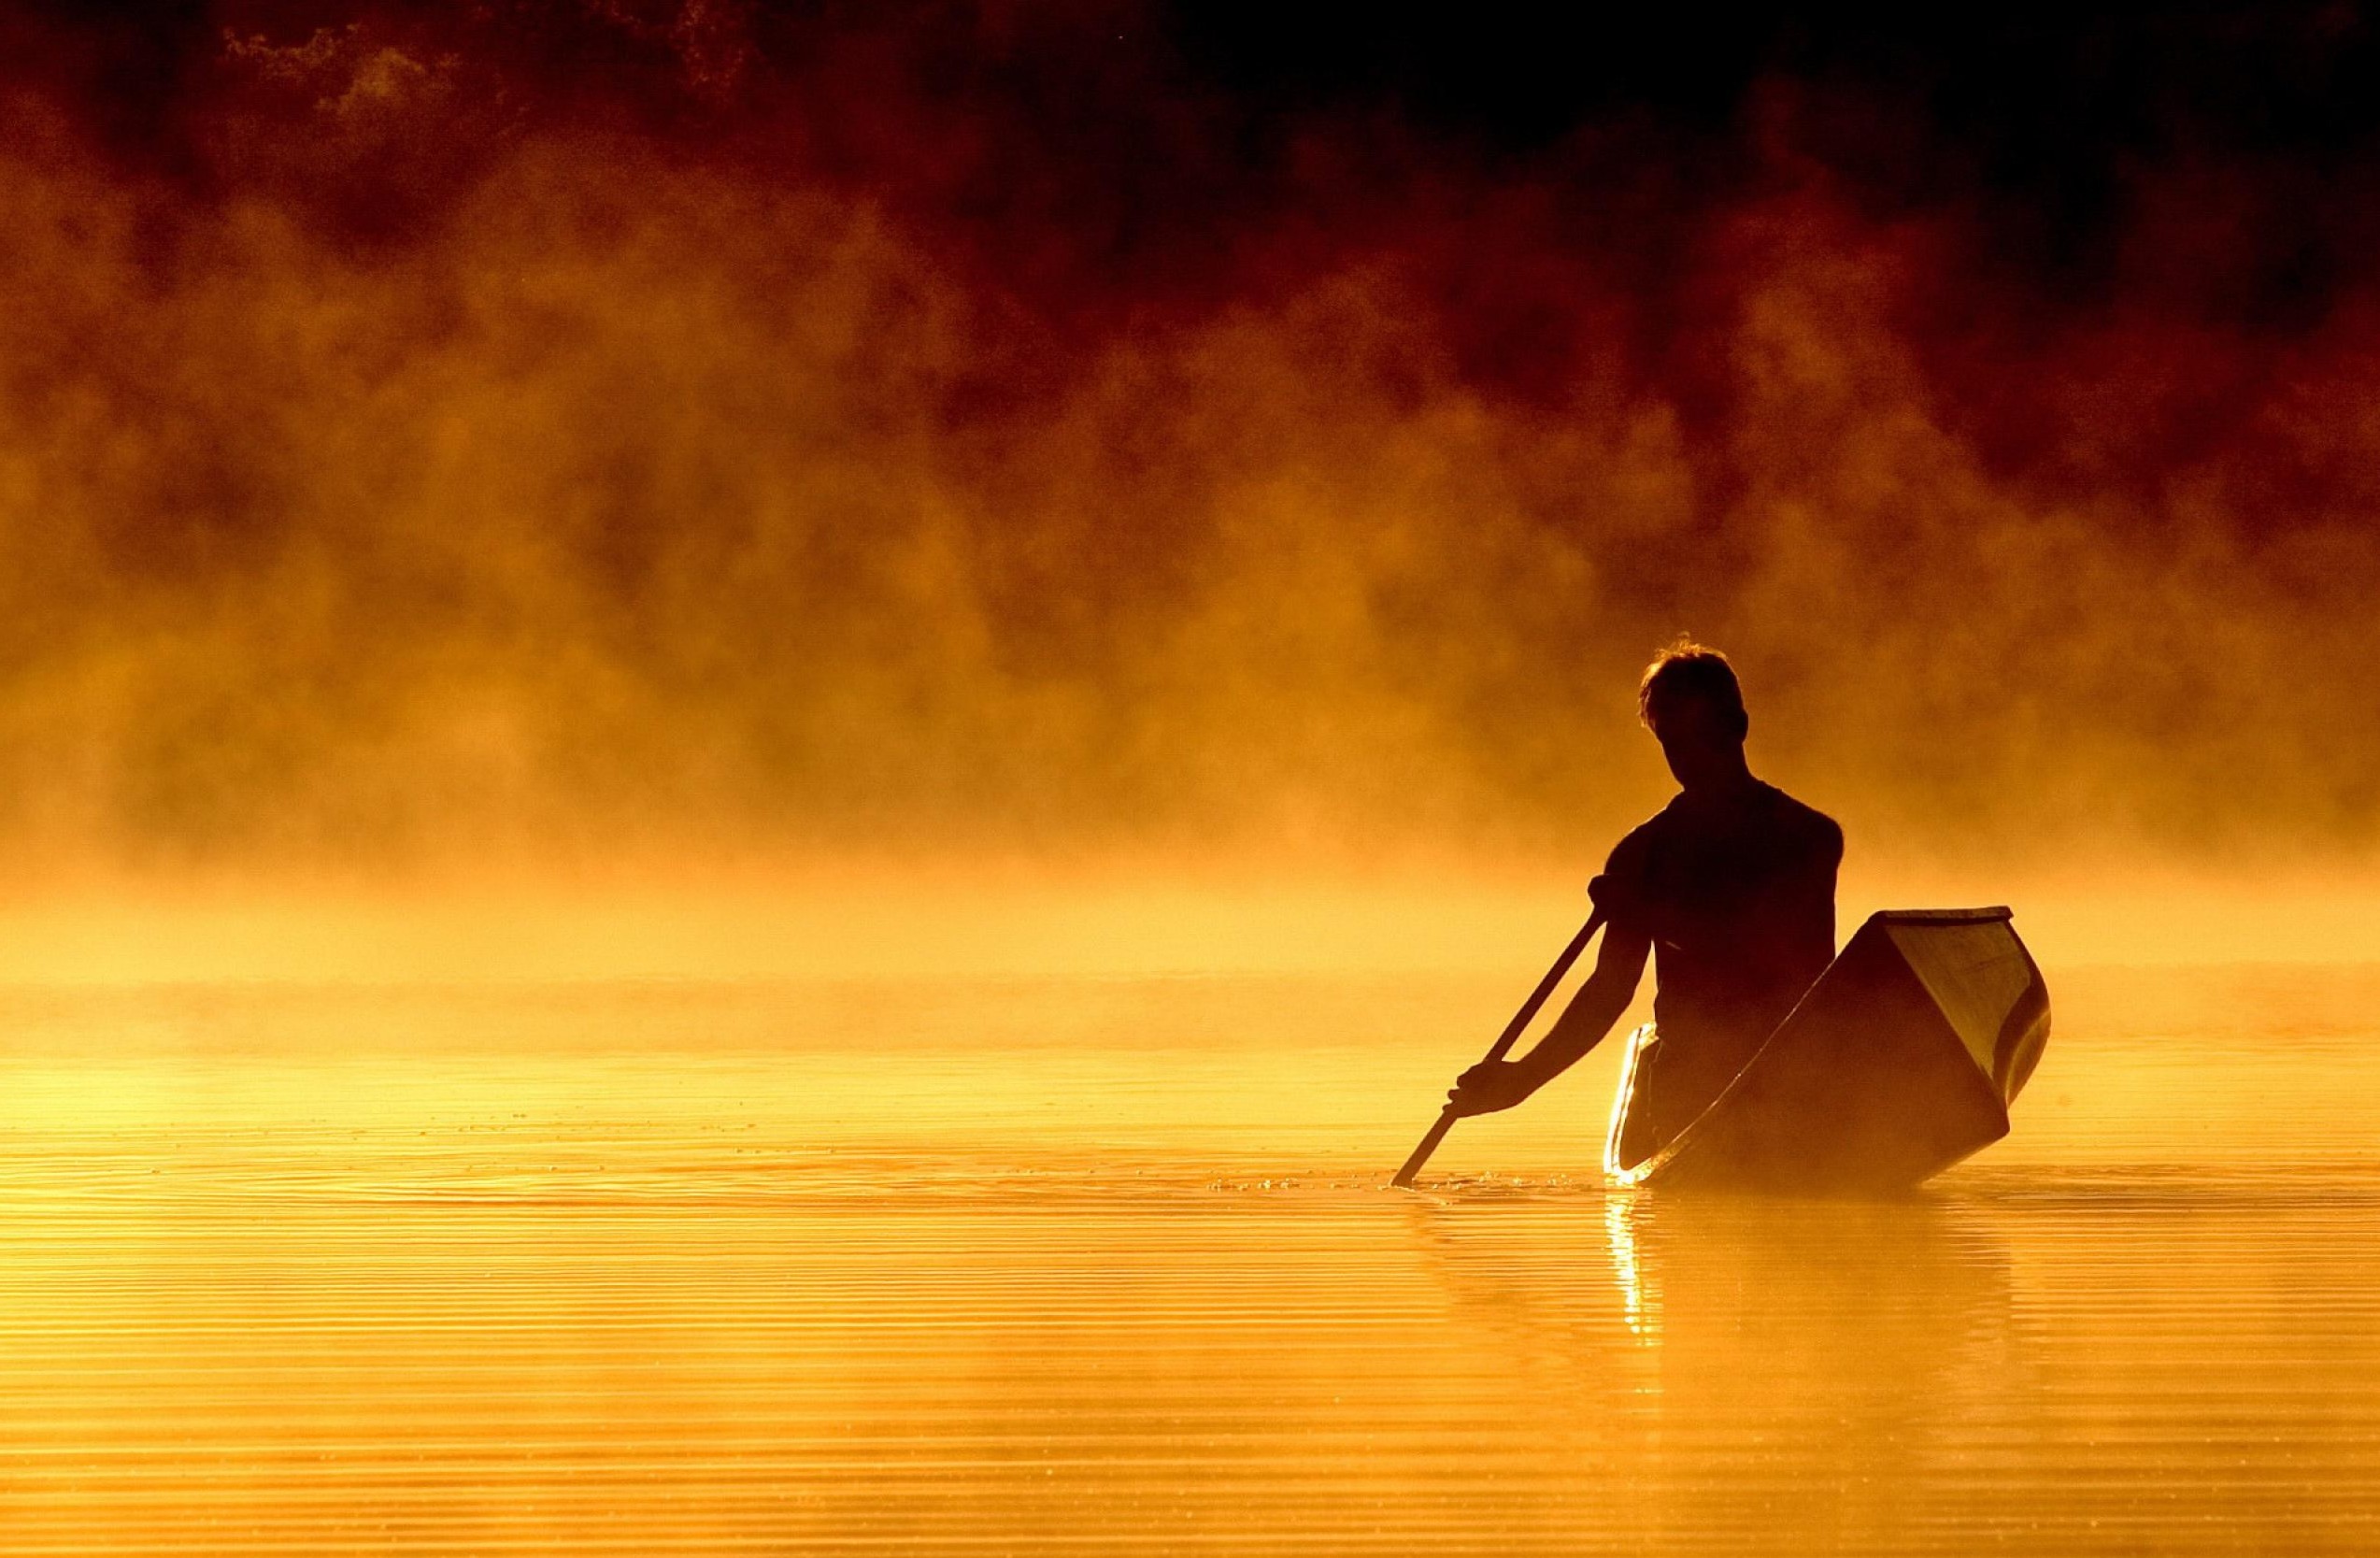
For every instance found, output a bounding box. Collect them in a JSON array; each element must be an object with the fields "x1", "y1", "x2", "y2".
[{"x1": 1446, "y1": 643, "x2": 1842, "y2": 1163}]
